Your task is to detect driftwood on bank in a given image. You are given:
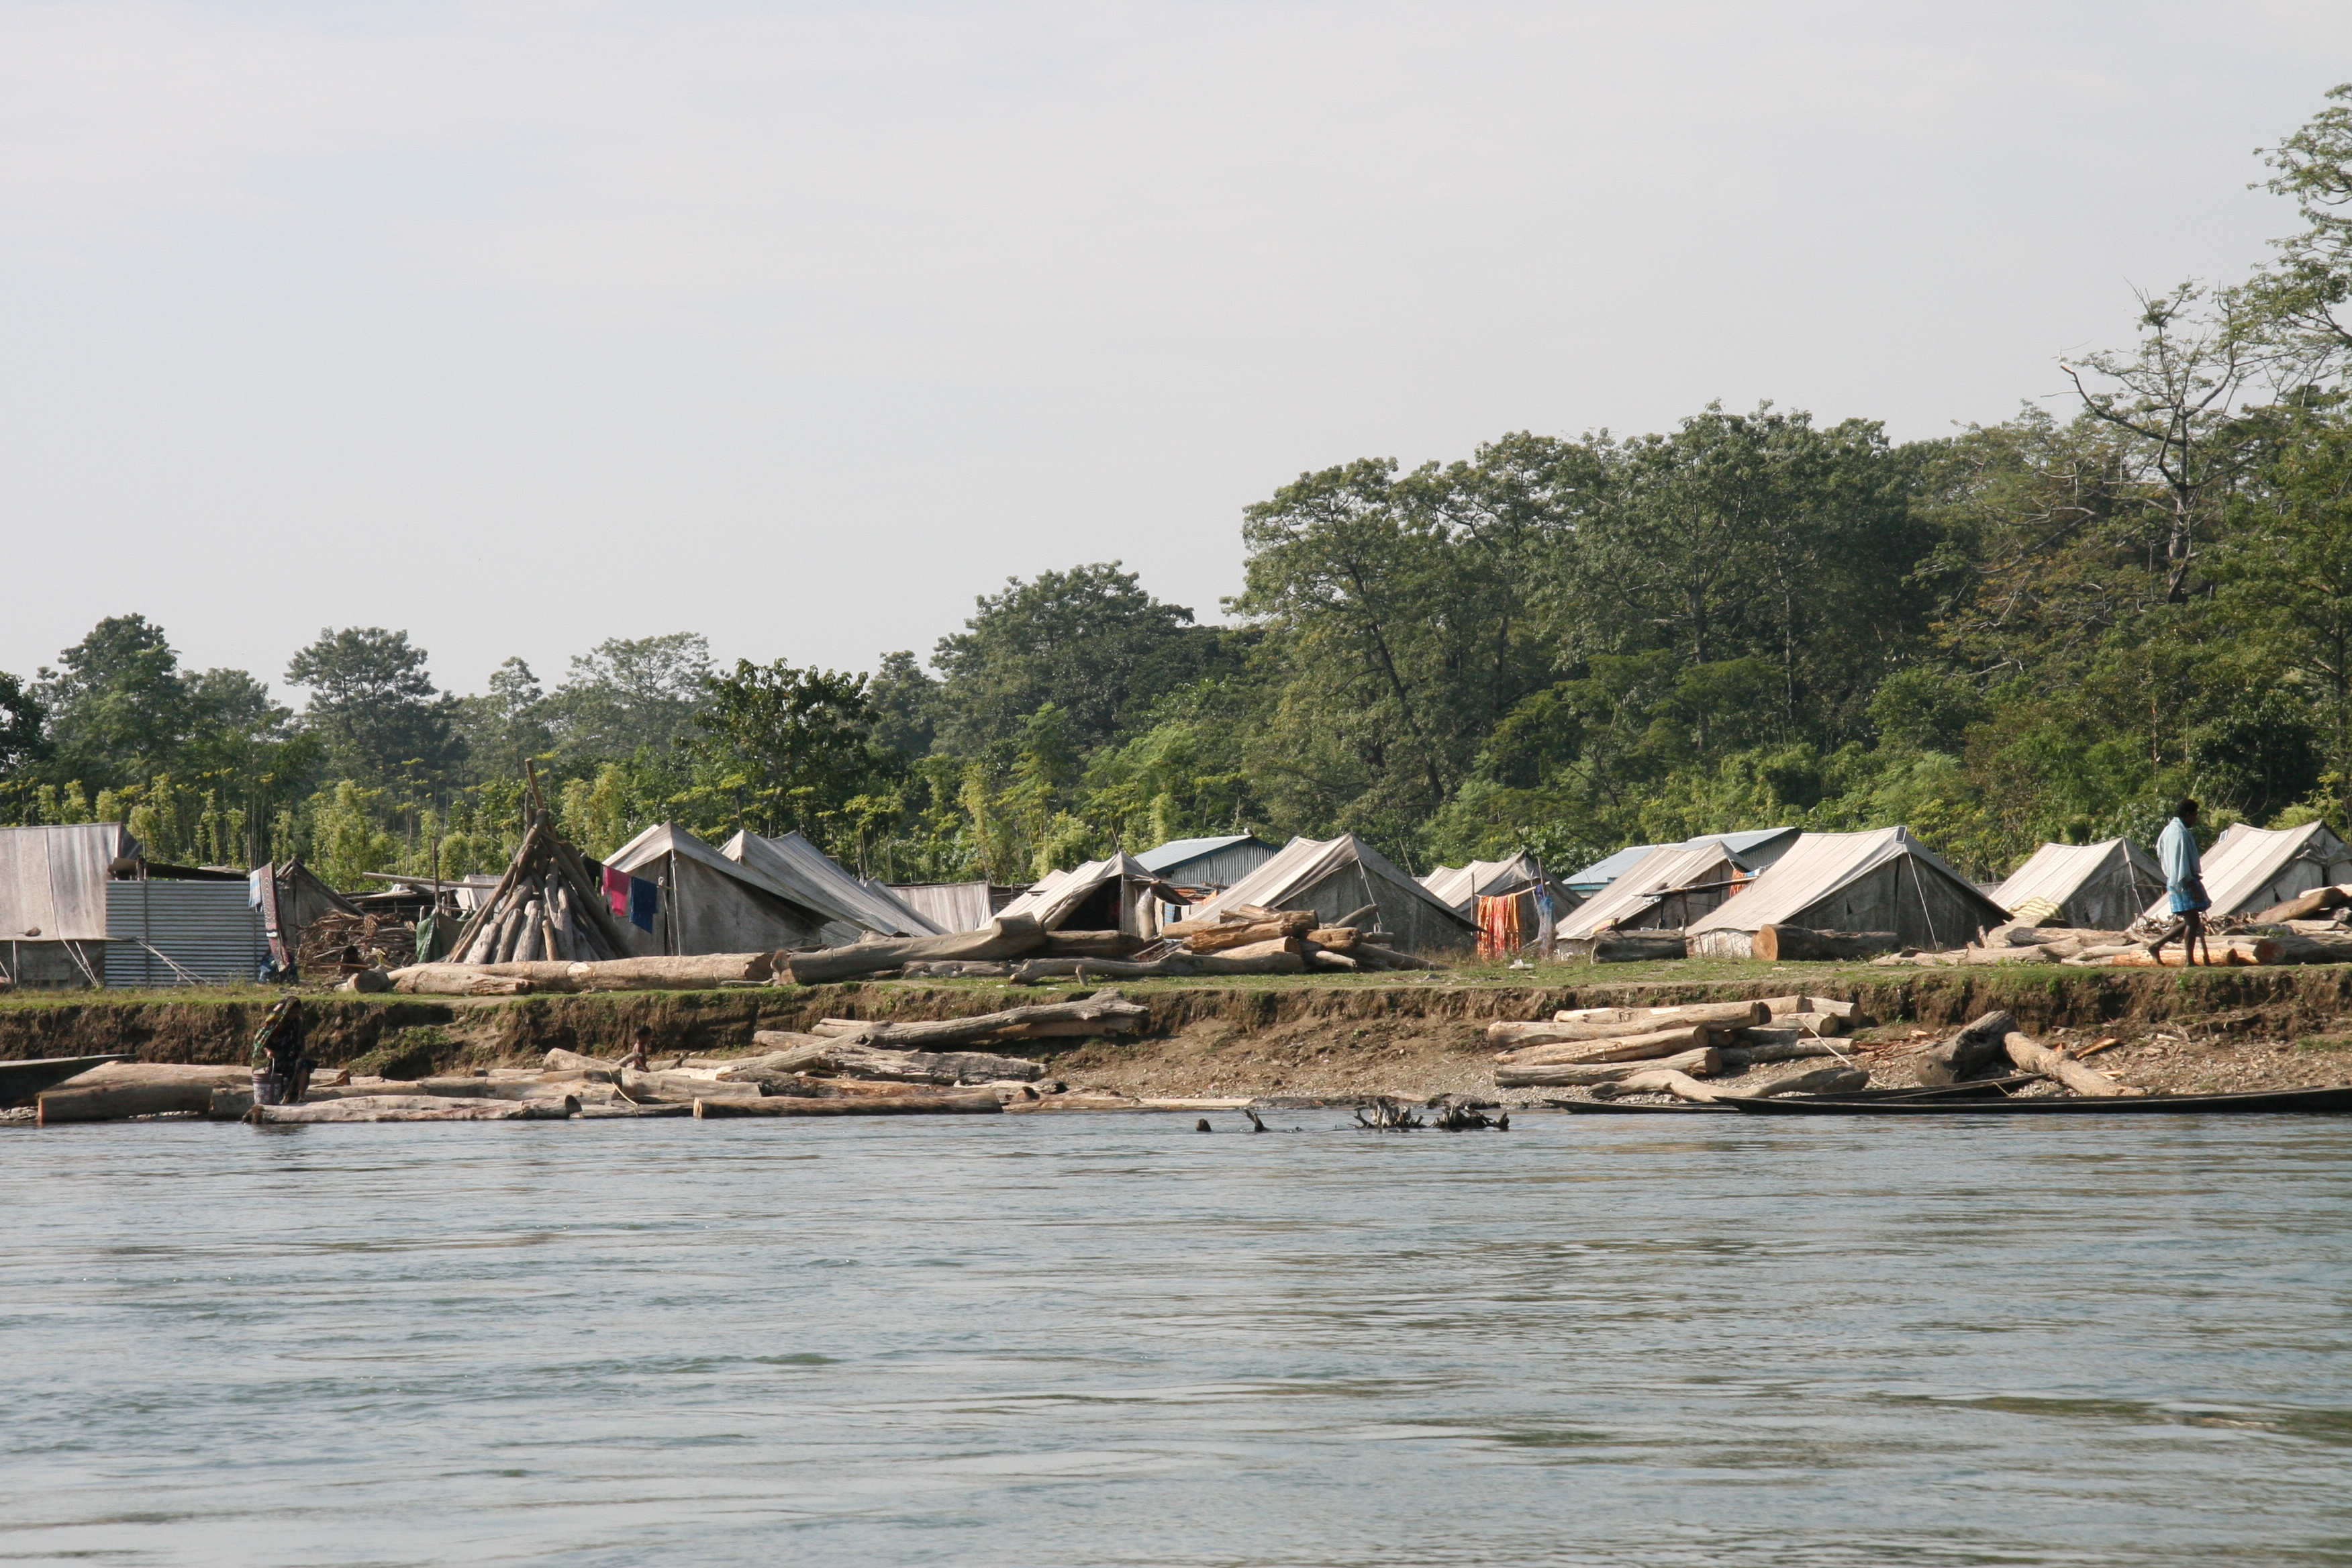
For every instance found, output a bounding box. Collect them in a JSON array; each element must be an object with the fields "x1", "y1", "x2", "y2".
[
  {"x1": 780, "y1": 915, "x2": 1047, "y2": 984},
  {"x1": 1567, "y1": 931, "x2": 1687, "y2": 963},
  {"x1": 1500, "y1": 1000, "x2": 1768, "y2": 1048},
  {"x1": 691, "y1": 1091, "x2": 1003, "y2": 1117},
  {"x1": 797, "y1": 991, "x2": 1146, "y2": 1051},
  {"x1": 2256, "y1": 885, "x2": 2352, "y2": 924},
  {"x1": 1753, "y1": 926, "x2": 1902, "y2": 963},
  {"x1": 1496, "y1": 1046, "x2": 1724, "y2": 1087},
  {"x1": 36, "y1": 1063, "x2": 252, "y2": 1124},
  {"x1": 249, "y1": 1094, "x2": 581, "y2": 1124},
  {"x1": 2002, "y1": 1030, "x2": 2139, "y2": 1096},
  {"x1": 1595, "y1": 1062, "x2": 1870, "y2": 1104},
  {"x1": 1492, "y1": 1022, "x2": 1743, "y2": 1067},
  {"x1": 735, "y1": 1040, "x2": 1047, "y2": 1085},
  {"x1": 1185, "y1": 913, "x2": 1314, "y2": 952},
  {"x1": 1910, "y1": 1011, "x2": 2017, "y2": 1085}
]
